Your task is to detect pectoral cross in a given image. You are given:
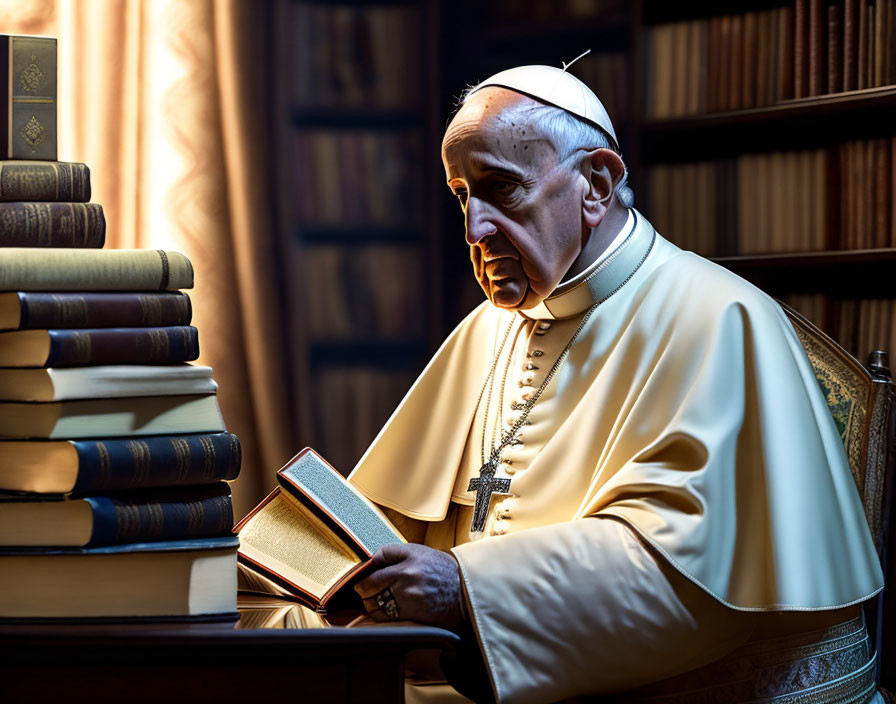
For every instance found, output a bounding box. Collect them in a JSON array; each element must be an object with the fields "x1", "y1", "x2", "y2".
[{"x1": 468, "y1": 460, "x2": 512, "y2": 532}]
